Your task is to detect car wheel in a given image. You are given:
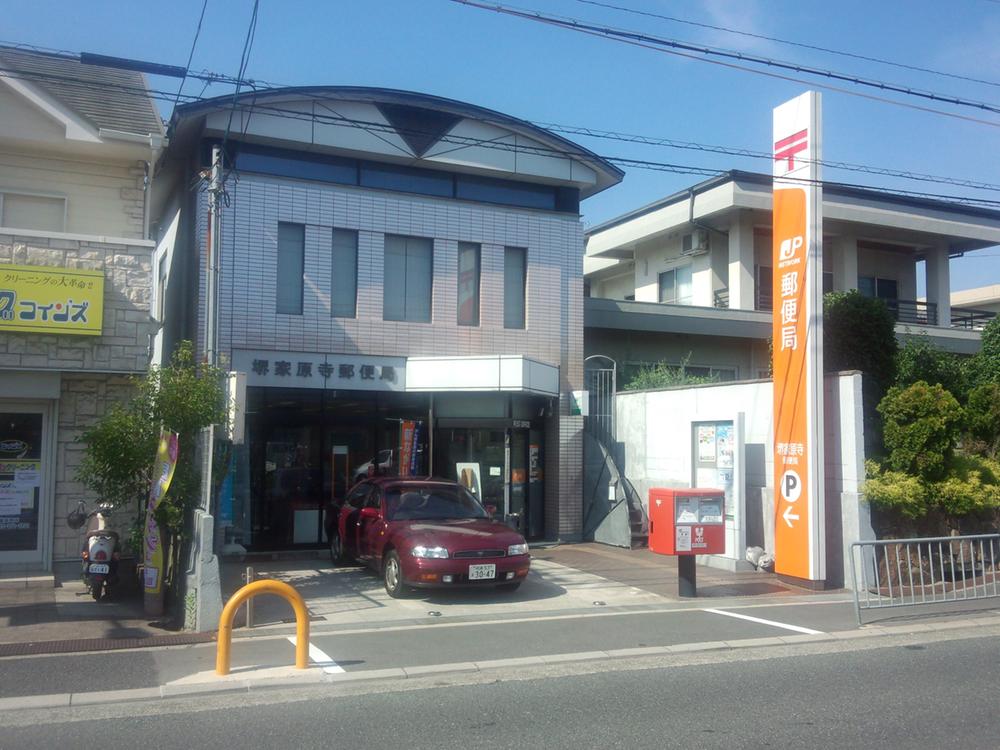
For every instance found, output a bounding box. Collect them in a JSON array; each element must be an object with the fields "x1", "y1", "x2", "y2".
[
  {"x1": 383, "y1": 551, "x2": 407, "y2": 598},
  {"x1": 329, "y1": 530, "x2": 345, "y2": 566},
  {"x1": 497, "y1": 581, "x2": 521, "y2": 592}
]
